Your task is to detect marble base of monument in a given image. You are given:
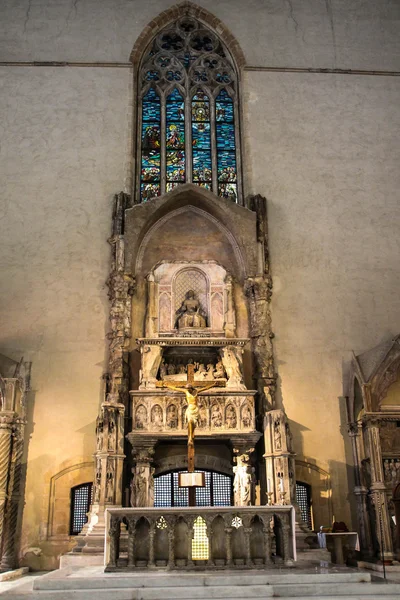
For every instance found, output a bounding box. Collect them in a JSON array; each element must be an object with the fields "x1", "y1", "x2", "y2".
[{"x1": 5, "y1": 567, "x2": 400, "y2": 599}]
